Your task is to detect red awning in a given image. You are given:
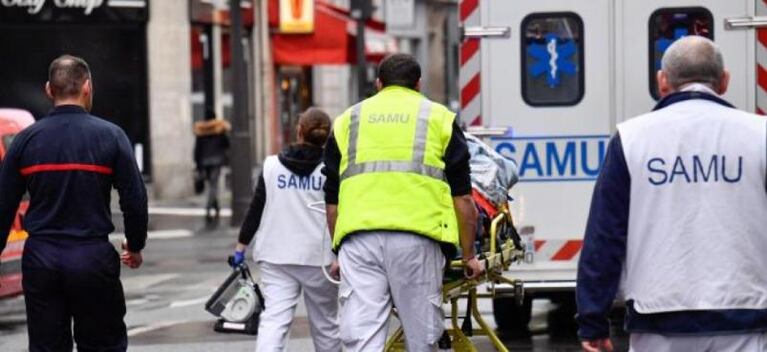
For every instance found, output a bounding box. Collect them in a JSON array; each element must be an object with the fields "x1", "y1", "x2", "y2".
[{"x1": 271, "y1": 0, "x2": 396, "y2": 65}]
